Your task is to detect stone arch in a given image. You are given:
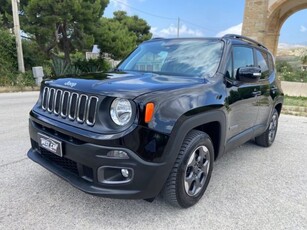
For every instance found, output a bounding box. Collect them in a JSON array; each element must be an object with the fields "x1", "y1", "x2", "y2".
[{"x1": 242, "y1": 0, "x2": 307, "y2": 56}]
